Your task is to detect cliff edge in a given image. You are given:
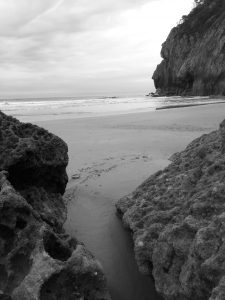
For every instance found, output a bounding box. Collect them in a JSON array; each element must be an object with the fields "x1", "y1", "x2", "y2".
[
  {"x1": 0, "y1": 111, "x2": 110, "y2": 300},
  {"x1": 117, "y1": 118, "x2": 225, "y2": 299},
  {"x1": 152, "y1": 0, "x2": 225, "y2": 96}
]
